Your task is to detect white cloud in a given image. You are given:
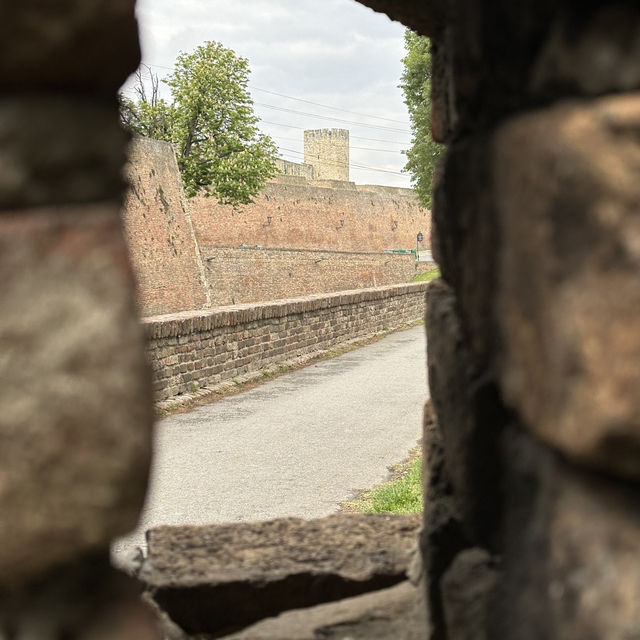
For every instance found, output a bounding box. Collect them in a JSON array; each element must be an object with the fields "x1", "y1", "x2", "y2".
[{"x1": 127, "y1": 0, "x2": 413, "y2": 187}]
